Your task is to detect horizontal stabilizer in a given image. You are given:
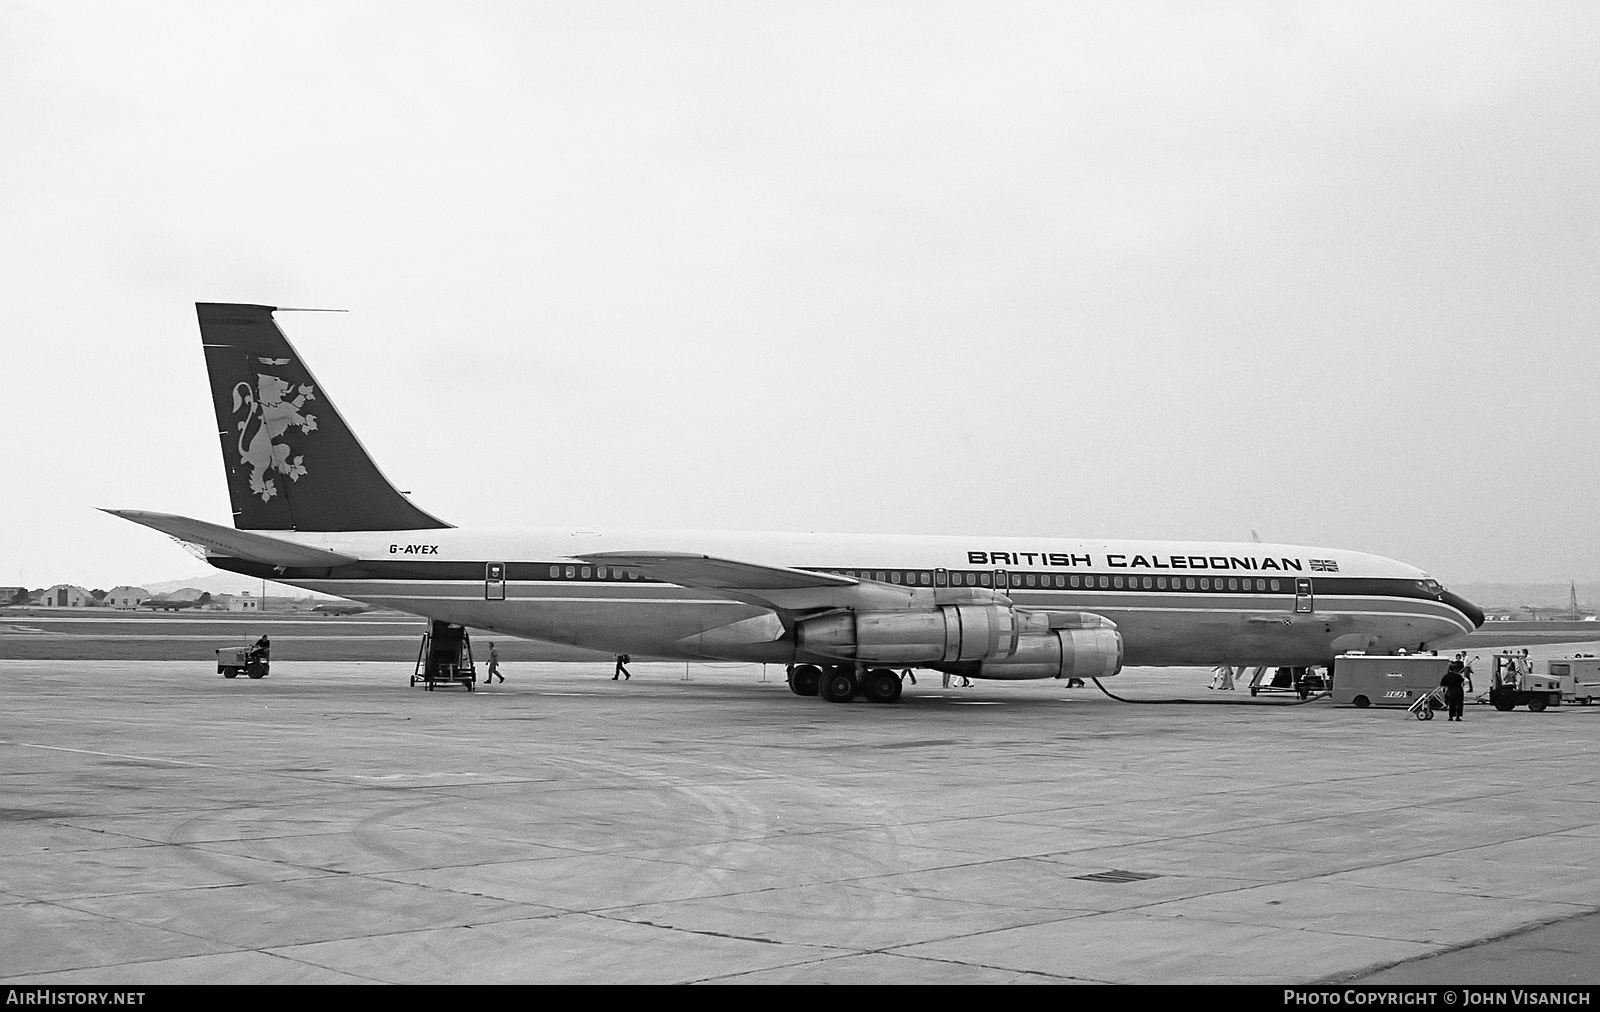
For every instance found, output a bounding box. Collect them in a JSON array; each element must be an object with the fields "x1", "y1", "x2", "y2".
[{"x1": 102, "y1": 510, "x2": 358, "y2": 568}]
